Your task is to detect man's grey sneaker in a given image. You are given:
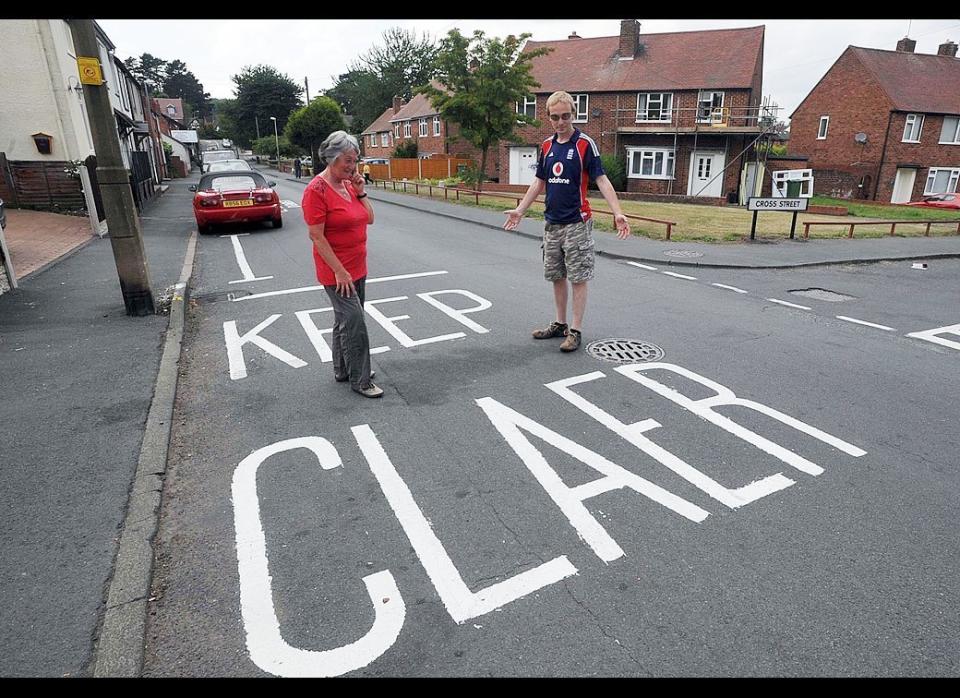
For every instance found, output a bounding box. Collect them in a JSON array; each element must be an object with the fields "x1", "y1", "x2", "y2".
[
  {"x1": 336, "y1": 370, "x2": 374, "y2": 383},
  {"x1": 560, "y1": 329, "x2": 581, "y2": 352},
  {"x1": 532, "y1": 321, "x2": 568, "y2": 339},
  {"x1": 353, "y1": 382, "x2": 384, "y2": 398}
]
